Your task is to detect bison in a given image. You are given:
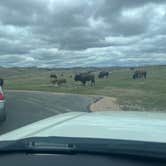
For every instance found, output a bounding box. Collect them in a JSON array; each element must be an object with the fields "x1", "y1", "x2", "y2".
[
  {"x1": 74, "y1": 73, "x2": 95, "y2": 86},
  {"x1": 98, "y1": 71, "x2": 109, "y2": 79},
  {"x1": 133, "y1": 70, "x2": 147, "y2": 80},
  {"x1": 51, "y1": 78, "x2": 67, "y2": 86},
  {"x1": 50, "y1": 74, "x2": 57, "y2": 79},
  {"x1": 130, "y1": 67, "x2": 135, "y2": 71}
]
